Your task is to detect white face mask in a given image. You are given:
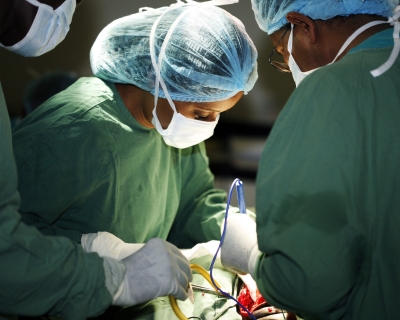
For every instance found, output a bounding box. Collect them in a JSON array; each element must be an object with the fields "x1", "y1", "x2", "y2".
[
  {"x1": 149, "y1": 6, "x2": 219, "y2": 149},
  {"x1": 152, "y1": 111, "x2": 219, "y2": 149},
  {"x1": 0, "y1": 0, "x2": 76, "y2": 57},
  {"x1": 287, "y1": 24, "x2": 320, "y2": 87},
  {"x1": 288, "y1": 20, "x2": 389, "y2": 87}
]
